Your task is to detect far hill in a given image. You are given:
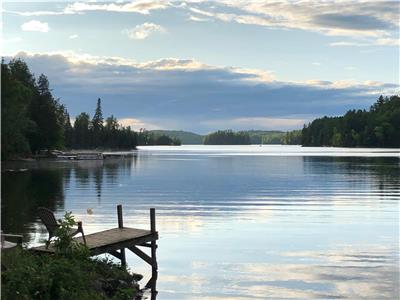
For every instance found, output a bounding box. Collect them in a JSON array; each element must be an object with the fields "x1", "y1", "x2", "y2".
[
  {"x1": 245, "y1": 130, "x2": 285, "y2": 144},
  {"x1": 149, "y1": 130, "x2": 203, "y2": 144},
  {"x1": 149, "y1": 129, "x2": 300, "y2": 145}
]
